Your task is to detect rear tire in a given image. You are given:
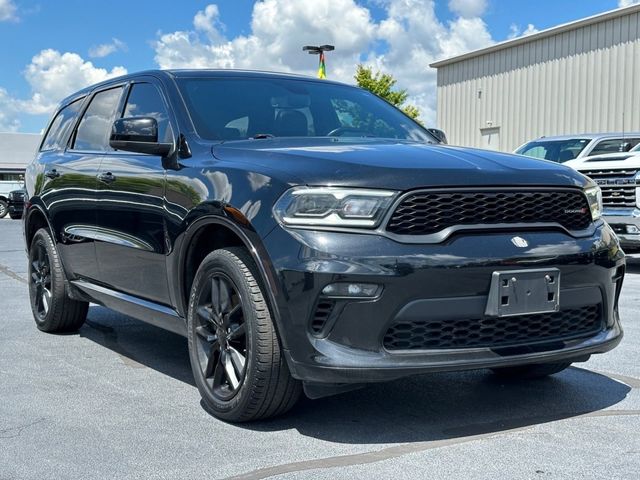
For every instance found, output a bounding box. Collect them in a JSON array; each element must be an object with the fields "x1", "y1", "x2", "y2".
[
  {"x1": 28, "y1": 228, "x2": 88, "y2": 332},
  {"x1": 0, "y1": 200, "x2": 8, "y2": 218},
  {"x1": 187, "y1": 247, "x2": 301, "y2": 422},
  {"x1": 491, "y1": 362, "x2": 571, "y2": 379}
]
